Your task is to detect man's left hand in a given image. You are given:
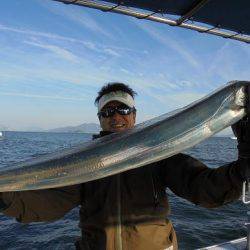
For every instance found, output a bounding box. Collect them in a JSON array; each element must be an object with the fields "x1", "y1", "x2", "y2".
[
  {"x1": 232, "y1": 116, "x2": 250, "y2": 158},
  {"x1": 232, "y1": 117, "x2": 250, "y2": 181}
]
